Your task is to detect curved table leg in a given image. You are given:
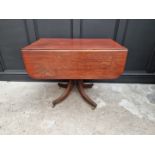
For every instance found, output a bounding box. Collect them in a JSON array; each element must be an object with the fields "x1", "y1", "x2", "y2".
[
  {"x1": 77, "y1": 80, "x2": 97, "y2": 109},
  {"x1": 52, "y1": 80, "x2": 73, "y2": 107}
]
